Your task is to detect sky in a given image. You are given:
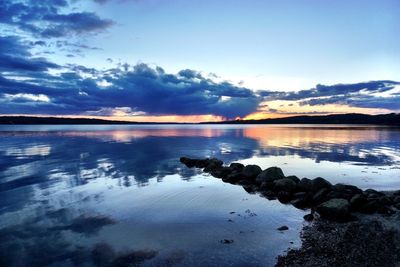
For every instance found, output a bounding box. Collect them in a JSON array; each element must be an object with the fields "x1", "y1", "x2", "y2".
[{"x1": 0, "y1": 0, "x2": 399, "y2": 122}]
